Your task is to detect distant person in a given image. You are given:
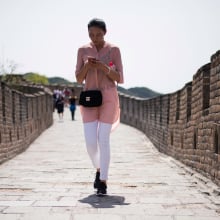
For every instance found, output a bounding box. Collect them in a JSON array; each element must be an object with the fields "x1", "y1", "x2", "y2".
[
  {"x1": 63, "y1": 87, "x2": 70, "y2": 106},
  {"x1": 69, "y1": 89, "x2": 77, "y2": 120},
  {"x1": 56, "y1": 95, "x2": 64, "y2": 120},
  {"x1": 75, "y1": 18, "x2": 124, "y2": 195},
  {"x1": 52, "y1": 90, "x2": 57, "y2": 112}
]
